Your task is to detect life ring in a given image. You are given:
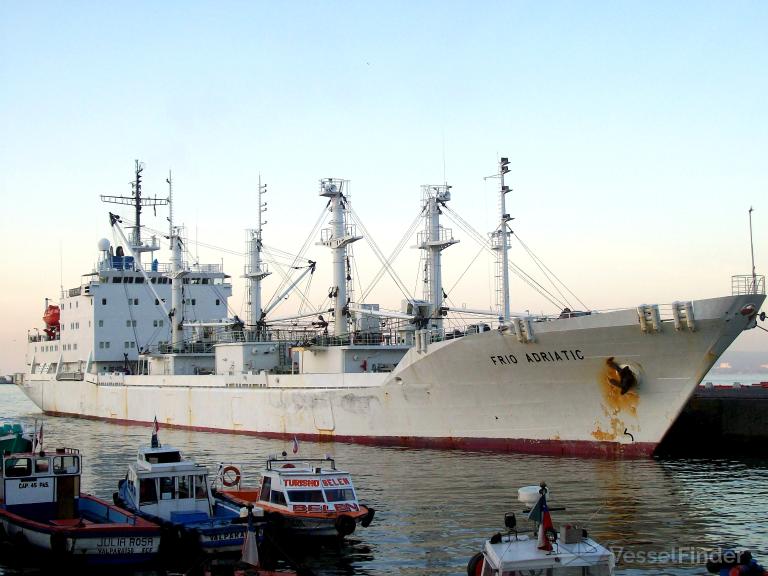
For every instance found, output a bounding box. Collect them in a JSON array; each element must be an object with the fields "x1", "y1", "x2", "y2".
[
  {"x1": 221, "y1": 465, "x2": 241, "y2": 487},
  {"x1": 466, "y1": 552, "x2": 484, "y2": 576}
]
